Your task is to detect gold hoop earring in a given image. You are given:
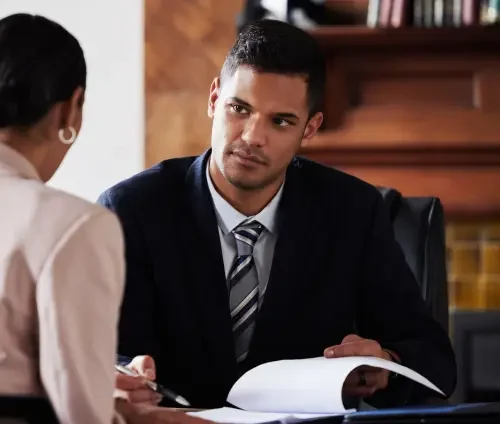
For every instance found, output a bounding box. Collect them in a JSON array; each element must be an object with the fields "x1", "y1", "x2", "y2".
[{"x1": 58, "y1": 127, "x2": 77, "y2": 145}]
